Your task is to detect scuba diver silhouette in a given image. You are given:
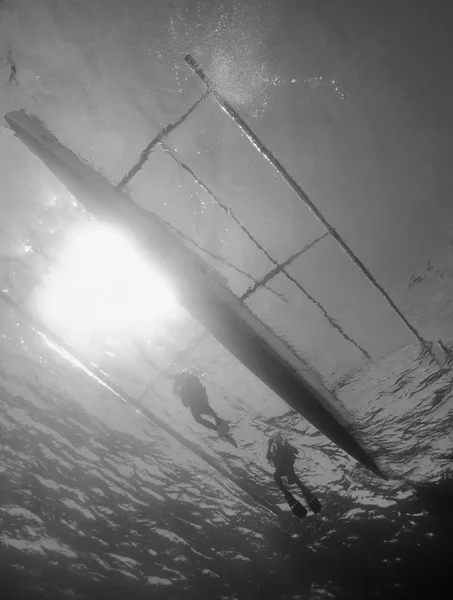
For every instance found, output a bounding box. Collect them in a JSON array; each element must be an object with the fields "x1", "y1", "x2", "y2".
[
  {"x1": 267, "y1": 433, "x2": 322, "y2": 518},
  {"x1": 173, "y1": 371, "x2": 237, "y2": 447}
]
